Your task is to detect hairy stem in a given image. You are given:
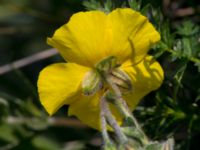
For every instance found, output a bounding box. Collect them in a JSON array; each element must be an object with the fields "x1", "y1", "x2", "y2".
[
  {"x1": 106, "y1": 76, "x2": 149, "y2": 145},
  {"x1": 101, "y1": 94, "x2": 128, "y2": 145},
  {"x1": 100, "y1": 96, "x2": 111, "y2": 144}
]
